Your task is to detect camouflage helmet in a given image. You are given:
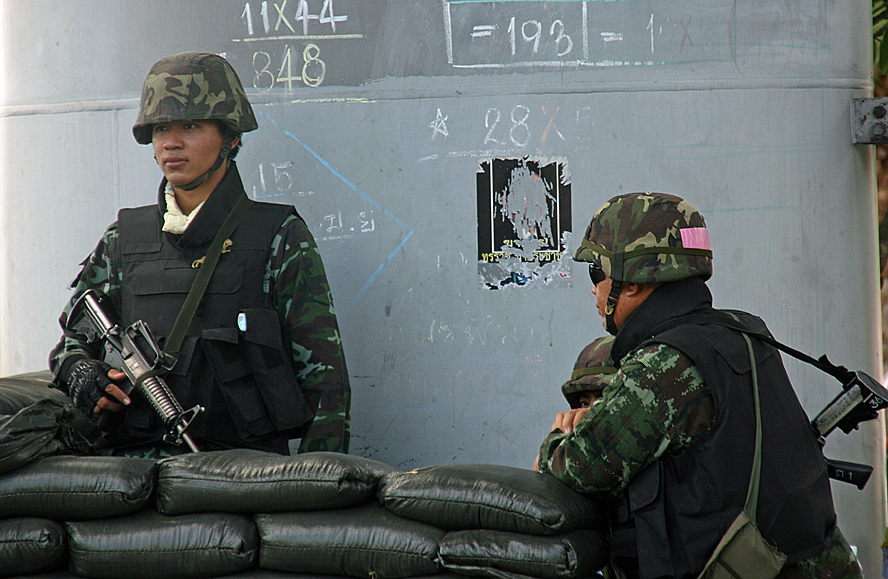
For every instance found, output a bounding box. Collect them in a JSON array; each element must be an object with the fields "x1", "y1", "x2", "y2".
[
  {"x1": 561, "y1": 336, "x2": 616, "y2": 408},
  {"x1": 132, "y1": 52, "x2": 258, "y2": 145},
  {"x1": 574, "y1": 192, "x2": 712, "y2": 284}
]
